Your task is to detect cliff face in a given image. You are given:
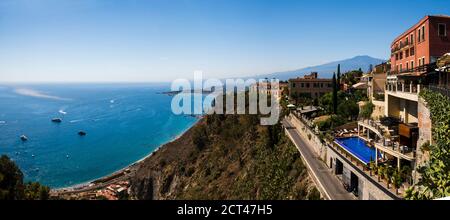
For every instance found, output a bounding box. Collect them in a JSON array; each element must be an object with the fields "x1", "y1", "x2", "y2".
[{"x1": 130, "y1": 113, "x2": 319, "y2": 200}]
